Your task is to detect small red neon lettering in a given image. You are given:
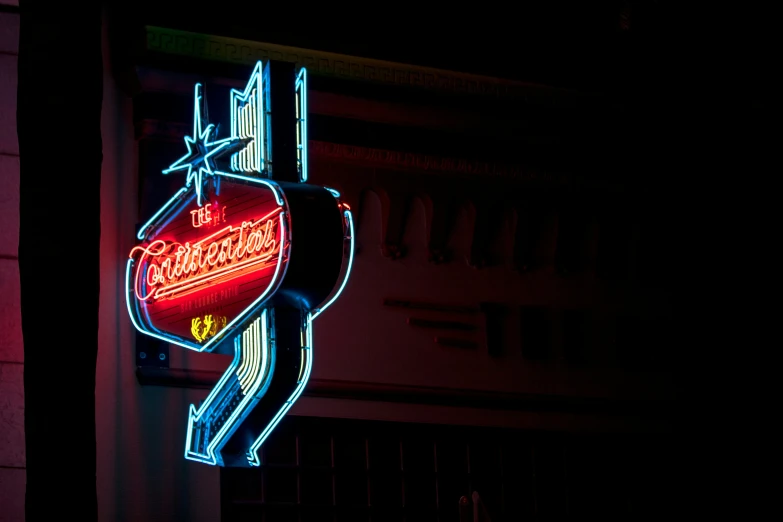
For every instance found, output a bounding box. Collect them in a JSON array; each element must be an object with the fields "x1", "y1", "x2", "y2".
[{"x1": 191, "y1": 204, "x2": 215, "y2": 228}]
